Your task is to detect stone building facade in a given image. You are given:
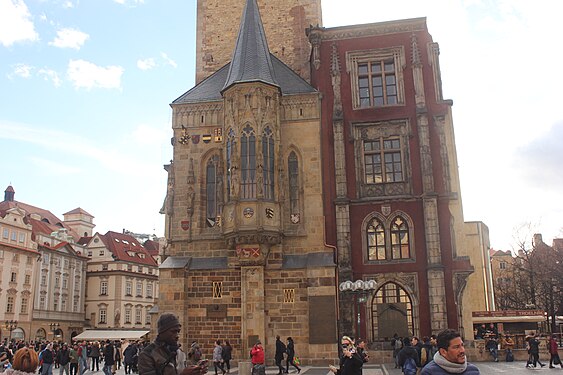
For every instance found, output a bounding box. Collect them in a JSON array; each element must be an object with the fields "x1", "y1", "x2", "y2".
[
  {"x1": 161, "y1": 0, "x2": 336, "y2": 364},
  {"x1": 0, "y1": 186, "x2": 89, "y2": 342},
  {"x1": 308, "y1": 18, "x2": 483, "y2": 340},
  {"x1": 83, "y1": 231, "x2": 158, "y2": 330},
  {"x1": 164, "y1": 0, "x2": 488, "y2": 360},
  {"x1": 195, "y1": 0, "x2": 322, "y2": 83}
]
